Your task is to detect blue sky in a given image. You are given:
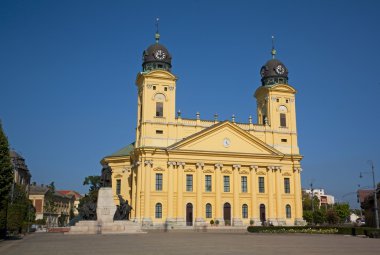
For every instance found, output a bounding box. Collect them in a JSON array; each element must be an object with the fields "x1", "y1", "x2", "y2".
[{"x1": 1, "y1": 0, "x2": 379, "y2": 207}]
